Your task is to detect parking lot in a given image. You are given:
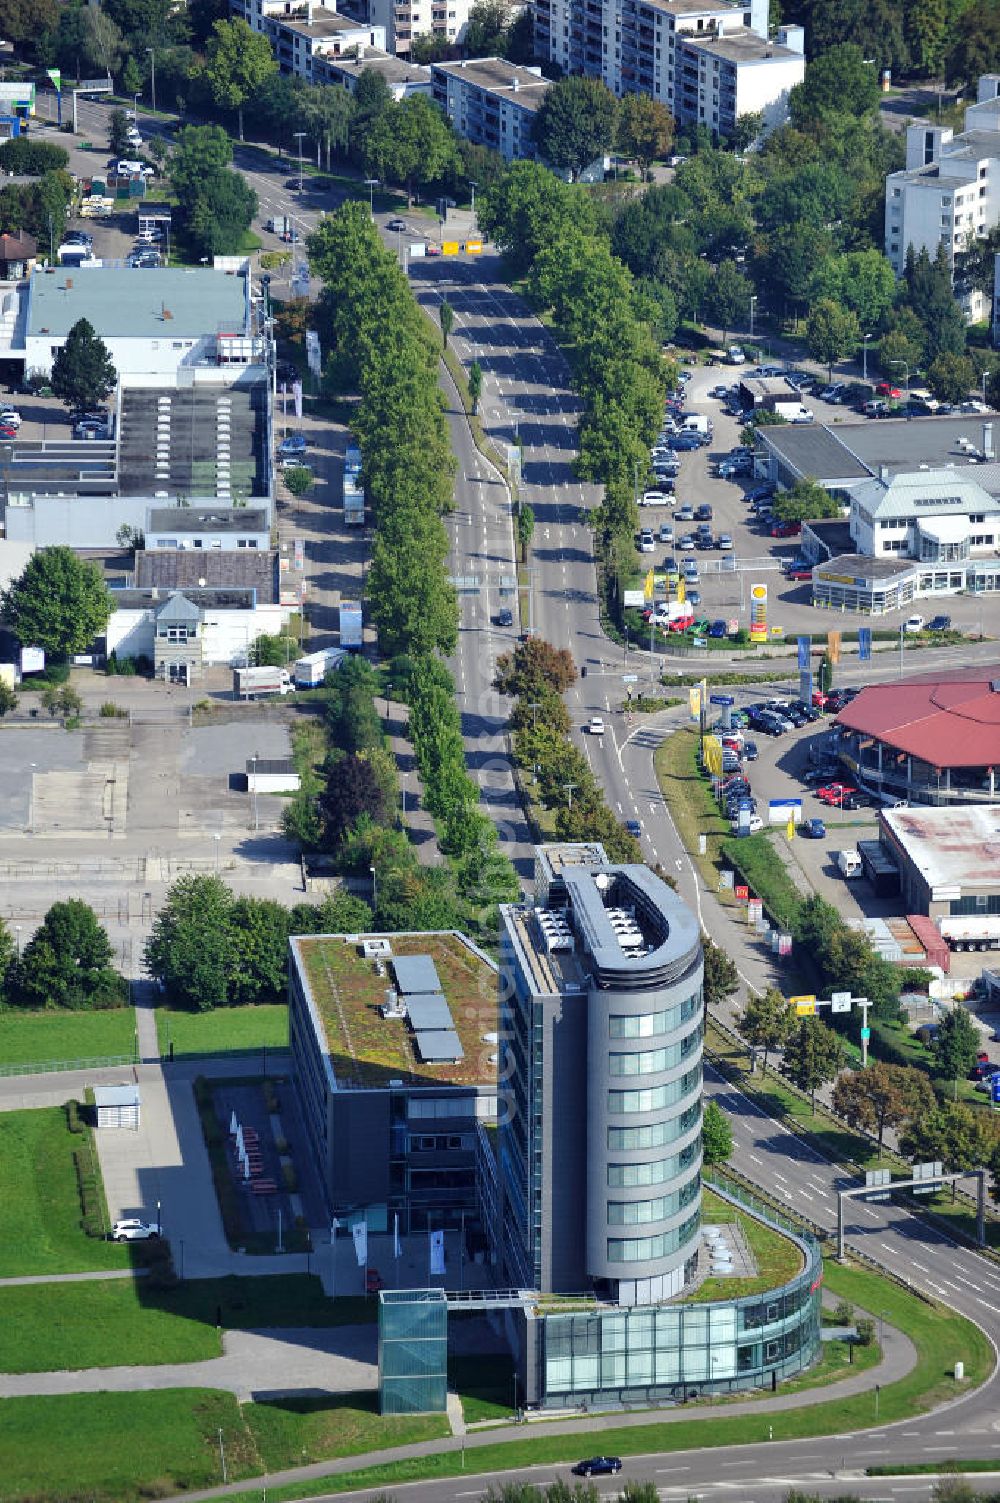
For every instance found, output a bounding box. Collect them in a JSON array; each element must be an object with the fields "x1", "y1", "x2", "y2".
[{"x1": 635, "y1": 362, "x2": 996, "y2": 638}]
